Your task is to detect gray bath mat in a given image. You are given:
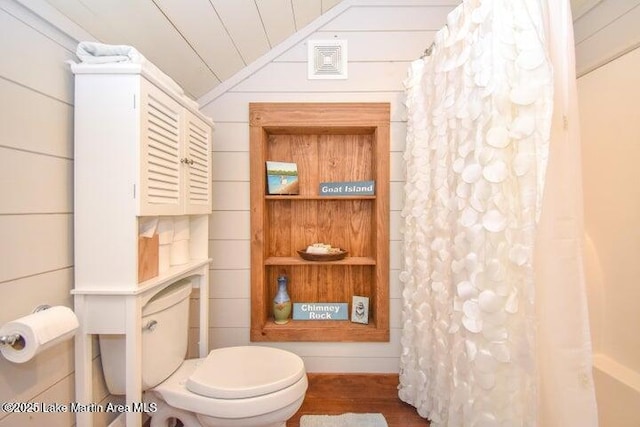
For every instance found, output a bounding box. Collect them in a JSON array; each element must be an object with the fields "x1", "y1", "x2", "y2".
[{"x1": 300, "y1": 413, "x2": 388, "y2": 427}]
